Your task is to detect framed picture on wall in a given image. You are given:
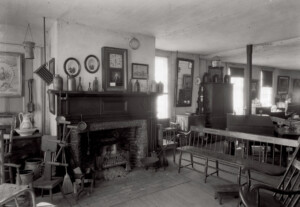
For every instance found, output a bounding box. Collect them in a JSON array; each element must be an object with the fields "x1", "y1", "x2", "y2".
[
  {"x1": 0, "y1": 52, "x2": 23, "y2": 97},
  {"x1": 208, "y1": 66, "x2": 223, "y2": 83},
  {"x1": 132, "y1": 63, "x2": 148, "y2": 79},
  {"x1": 251, "y1": 79, "x2": 259, "y2": 100},
  {"x1": 102, "y1": 47, "x2": 128, "y2": 91},
  {"x1": 277, "y1": 76, "x2": 290, "y2": 94}
]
